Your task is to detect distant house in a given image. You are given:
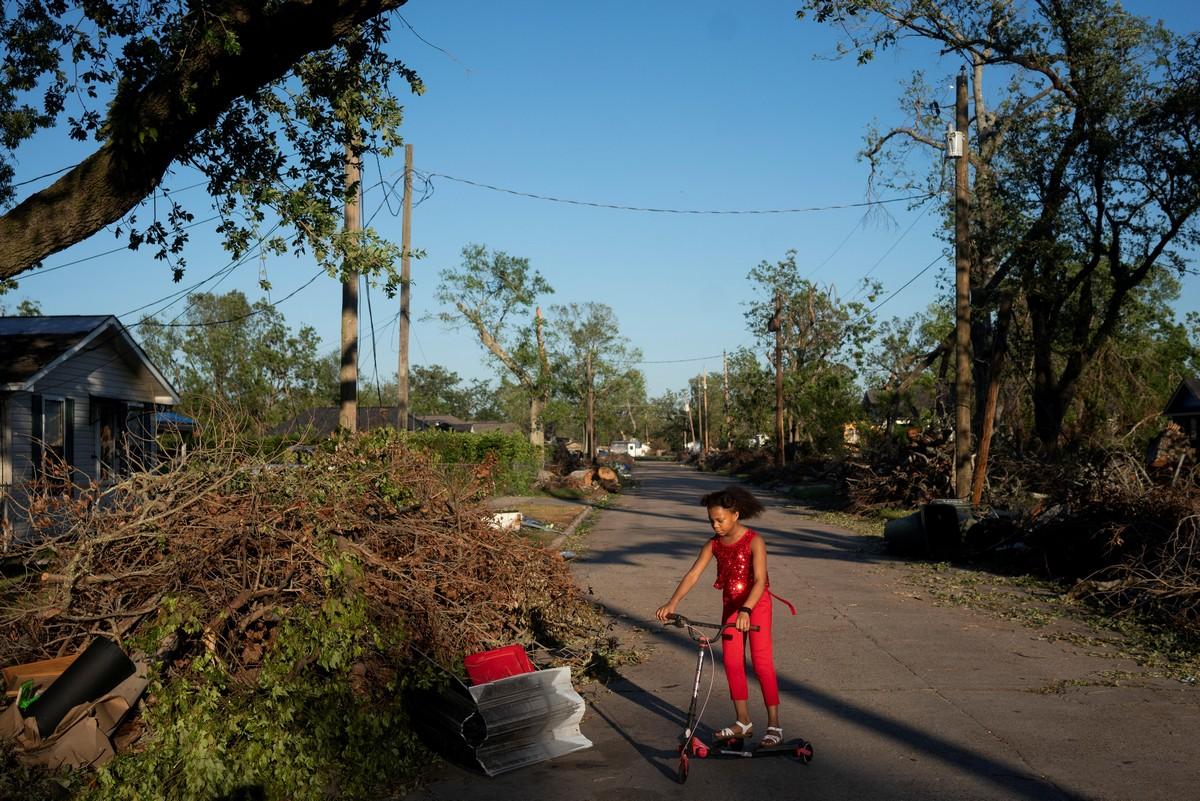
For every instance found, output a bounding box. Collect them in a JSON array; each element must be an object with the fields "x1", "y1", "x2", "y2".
[
  {"x1": 609, "y1": 439, "x2": 649, "y2": 458},
  {"x1": 1, "y1": 315, "x2": 181, "y2": 537},
  {"x1": 862, "y1": 383, "x2": 939, "y2": 430},
  {"x1": 1162, "y1": 378, "x2": 1200, "y2": 448},
  {"x1": 267, "y1": 407, "x2": 520, "y2": 439}
]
